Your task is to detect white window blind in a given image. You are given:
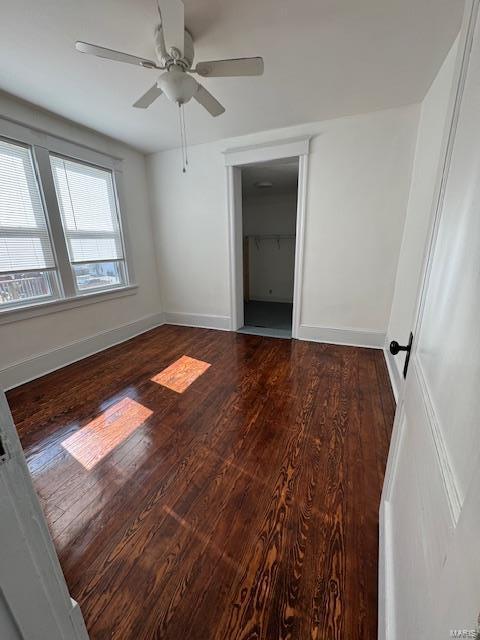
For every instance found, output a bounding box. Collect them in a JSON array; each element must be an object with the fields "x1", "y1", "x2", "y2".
[
  {"x1": 0, "y1": 139, "x2": 55, "y2": 273},
  {"x1": 50, "y1": 156, "x2": 124, "y2": 265}
]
